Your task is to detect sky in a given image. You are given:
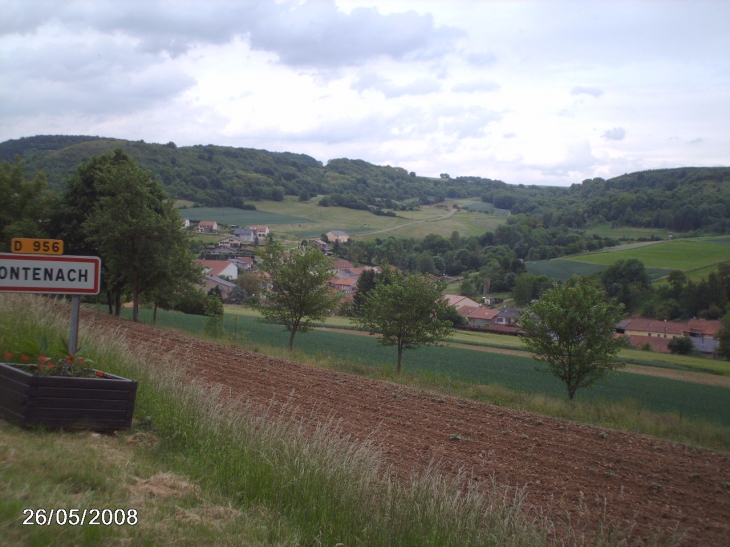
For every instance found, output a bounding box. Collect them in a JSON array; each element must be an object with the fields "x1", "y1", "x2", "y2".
[{"x1": 1, "y1": 0, "x2": 728, "y2": 187}]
